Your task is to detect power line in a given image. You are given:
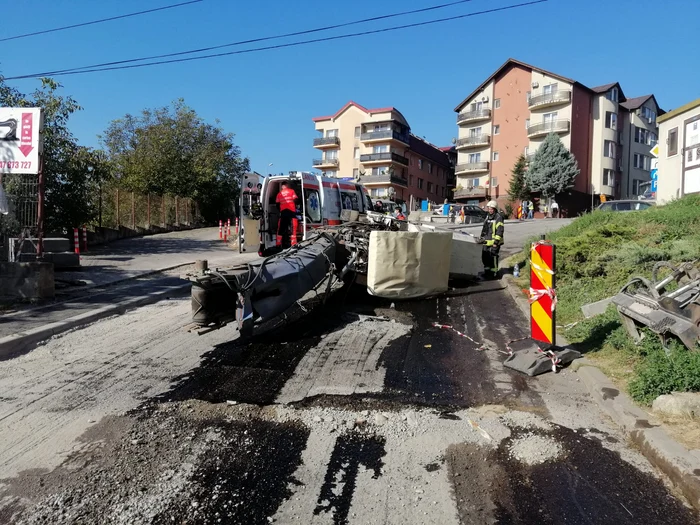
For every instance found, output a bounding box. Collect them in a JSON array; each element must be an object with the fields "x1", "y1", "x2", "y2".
[
  {"x1": 17, "y1": 0, "x2": 482, "y2": 77},
  {"x1": 5, "y1": 1, "x2": 547, "y2": 80},
  {"x1": 0, "y1": 0, "x2": 205, "y2": 43}
]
